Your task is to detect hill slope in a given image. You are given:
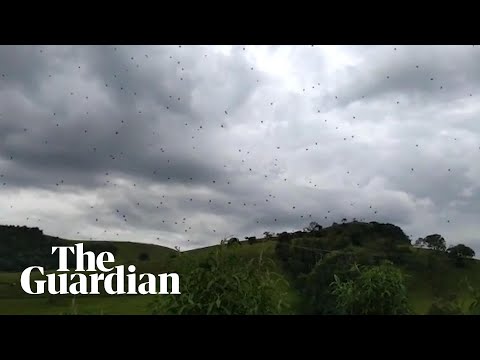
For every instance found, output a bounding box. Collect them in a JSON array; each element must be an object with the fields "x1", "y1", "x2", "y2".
[{"x1": 0, "y1": 222, "x2": 478, "y2": 314}]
